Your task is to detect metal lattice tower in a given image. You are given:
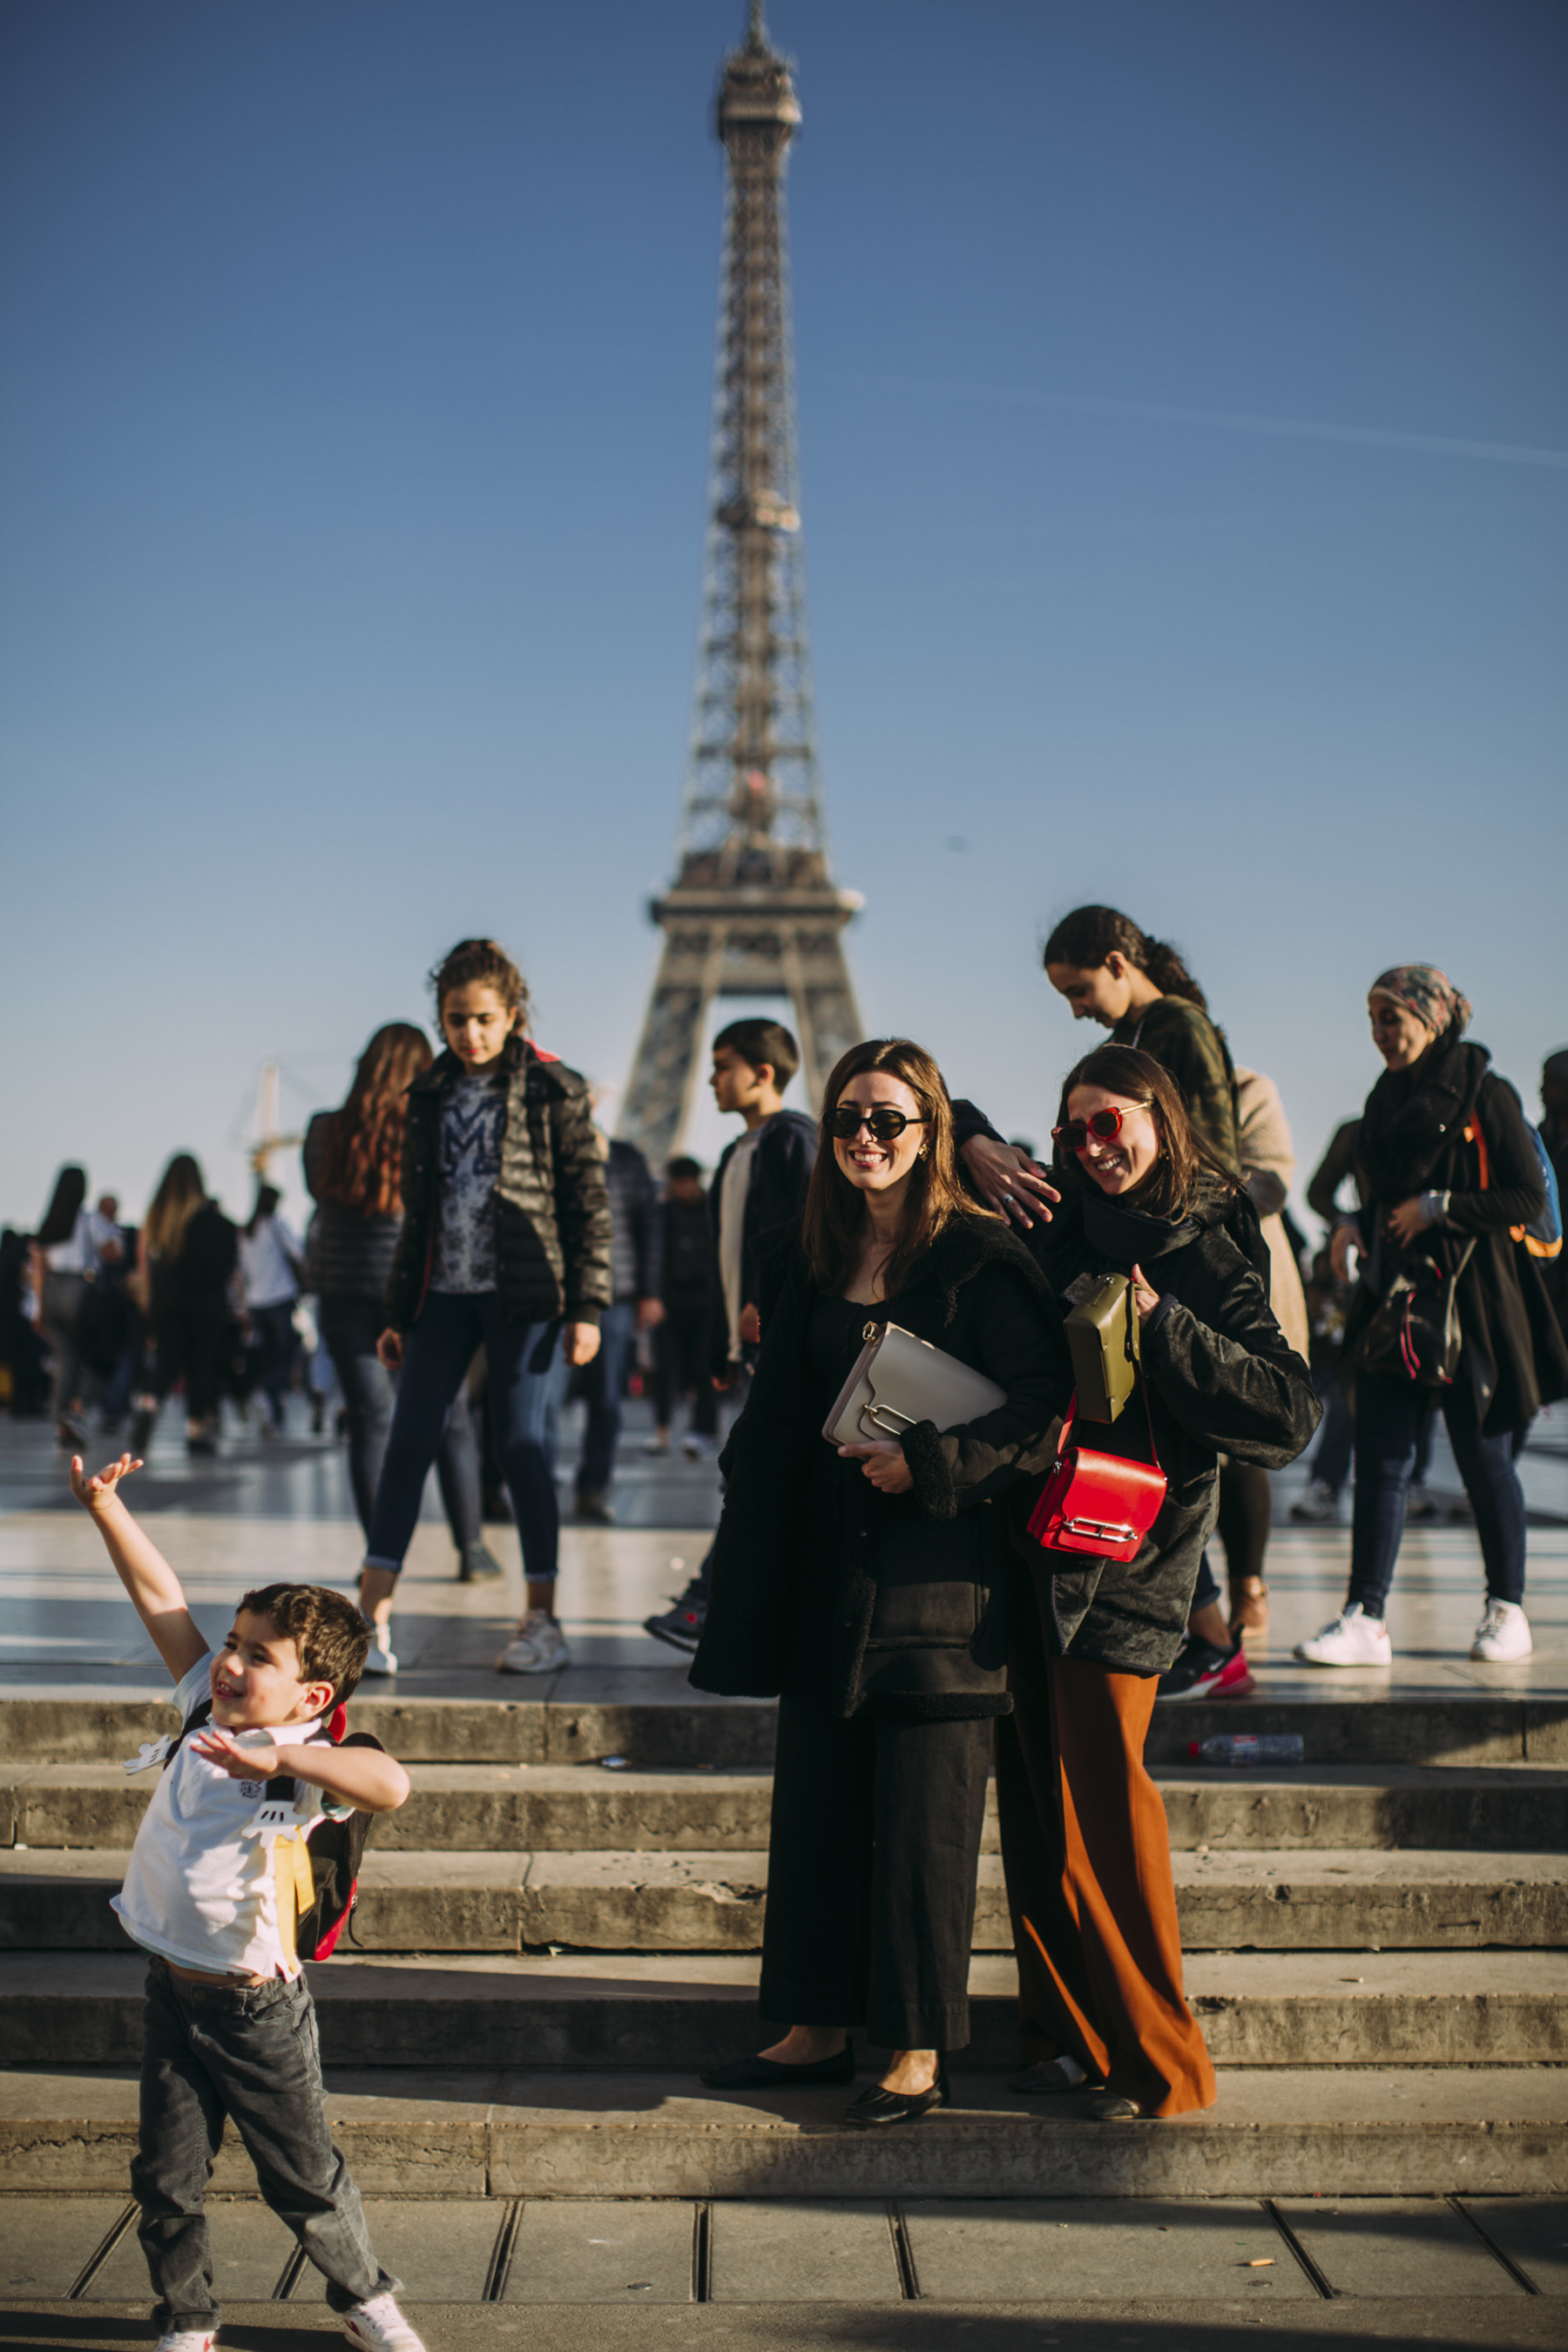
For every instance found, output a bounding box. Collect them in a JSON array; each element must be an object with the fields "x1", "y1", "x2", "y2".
[{"x1": 618, "y1": 0, "x2": 862, "y2": 1164}]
